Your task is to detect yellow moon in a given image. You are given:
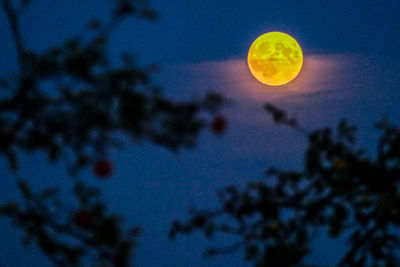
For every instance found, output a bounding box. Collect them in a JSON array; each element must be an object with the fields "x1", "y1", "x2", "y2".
[{"x1": 248, "y1": 32, "x2": 303, "y2": 86}]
